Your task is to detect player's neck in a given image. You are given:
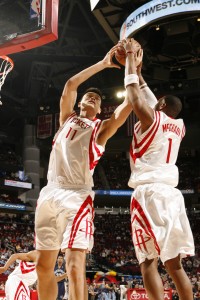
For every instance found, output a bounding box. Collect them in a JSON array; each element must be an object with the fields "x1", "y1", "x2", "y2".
[{"x1": 79, "y1": 110, "x2": 96, "y2": 120}]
